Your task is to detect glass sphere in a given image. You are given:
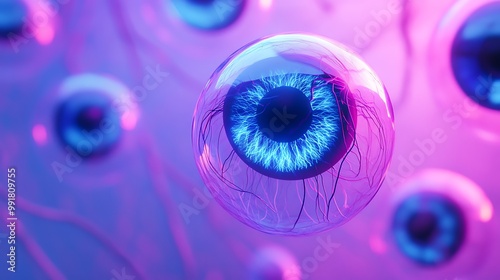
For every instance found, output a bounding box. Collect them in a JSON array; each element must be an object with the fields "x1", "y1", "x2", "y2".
[
  {"x1": 451, "y1": 2, "x2": 500, "y2": 111},
  {"x1": 192, "y1": 33, "x2": 395, "y2": 235}
]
